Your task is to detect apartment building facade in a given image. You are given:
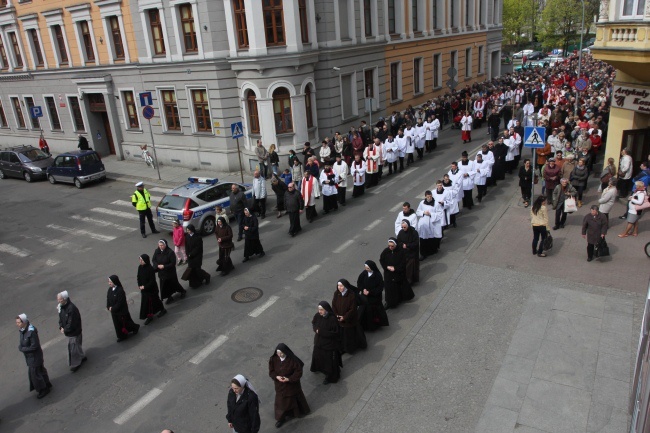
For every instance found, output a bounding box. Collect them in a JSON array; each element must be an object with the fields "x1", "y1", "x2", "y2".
[{"x1": 0, "y1": 0, "x2": 503, "y2": 171}]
